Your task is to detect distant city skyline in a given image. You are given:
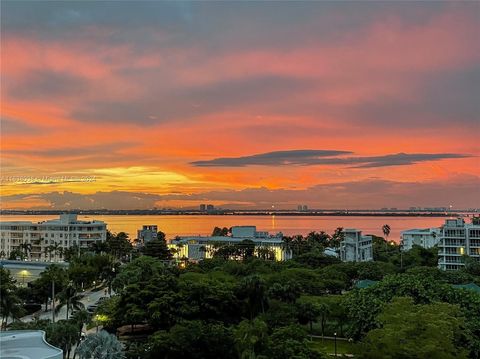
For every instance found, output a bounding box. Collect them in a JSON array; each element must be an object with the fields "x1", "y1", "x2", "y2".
[{"x1": 1, "y1": 1, "x2": 479, "y2": 210}]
